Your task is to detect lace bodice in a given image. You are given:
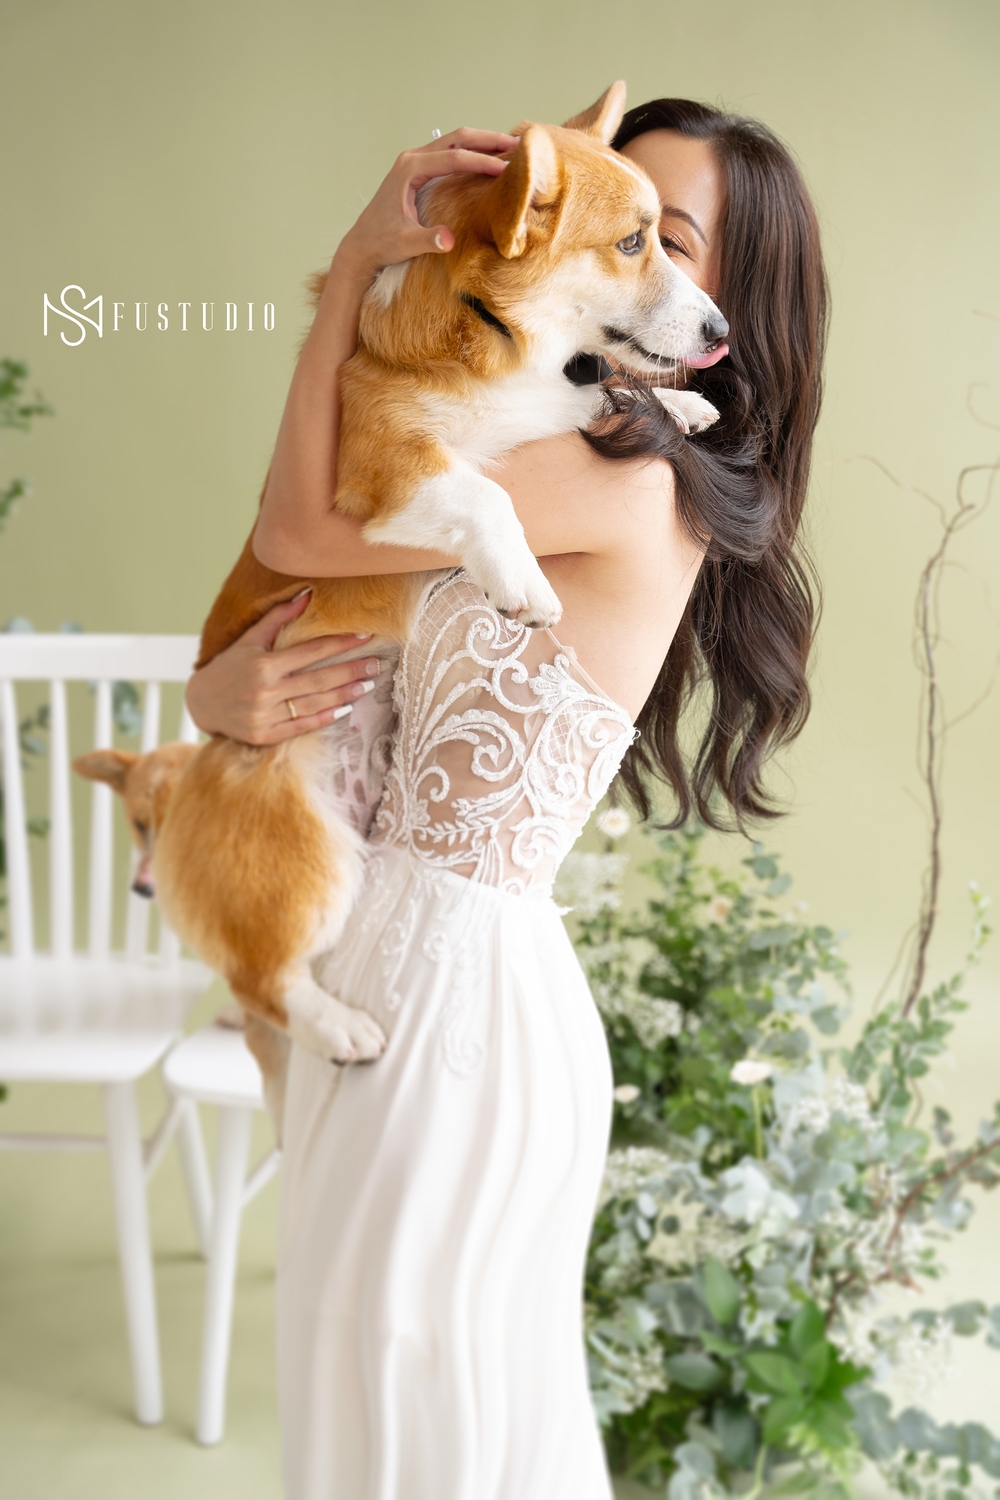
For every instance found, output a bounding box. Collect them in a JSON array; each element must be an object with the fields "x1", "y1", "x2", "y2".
[{"x1": 370, "y1": 570, "x2": 637, "y2": 896}]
